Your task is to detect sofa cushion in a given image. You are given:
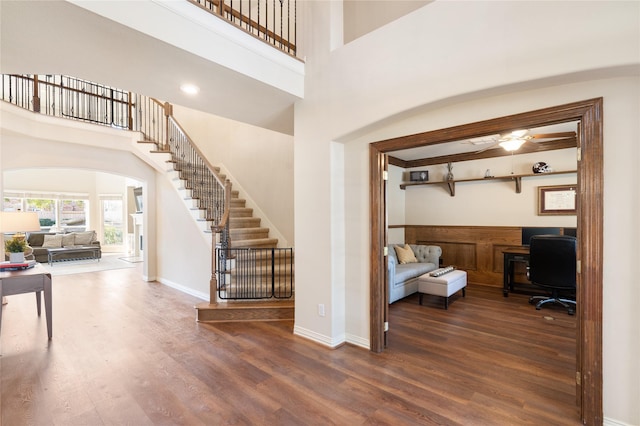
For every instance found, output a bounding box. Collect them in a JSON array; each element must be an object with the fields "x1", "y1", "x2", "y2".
[
  {"x1": 42, "y1": 234, "x2": 63, "y2": 248},
  {"x1": 74, "y1": 231, "x2": 96, "y2": 245},
  {"x1": 27, "y1": 232, "x2": 53, "y2": 247},
  {"x1": 394, "y1": 244, "x2": 417, "y2": 264},
  {"x1": 60, "y1": 233, "x2": 76, "y2": 247}
]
